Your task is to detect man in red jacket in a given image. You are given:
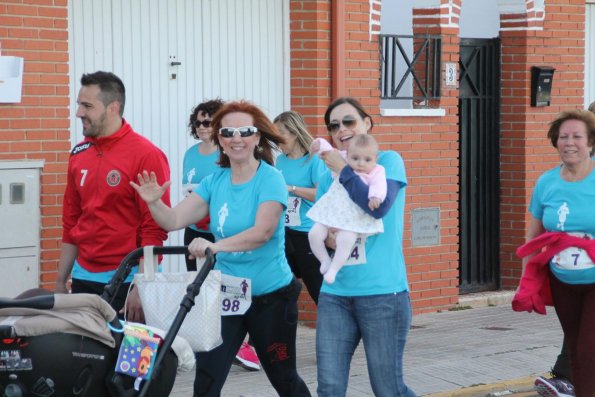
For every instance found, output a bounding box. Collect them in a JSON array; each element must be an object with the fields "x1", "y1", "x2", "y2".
[{"x1": 55, "y1": 71, "x2": 170, "y2": 322}]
